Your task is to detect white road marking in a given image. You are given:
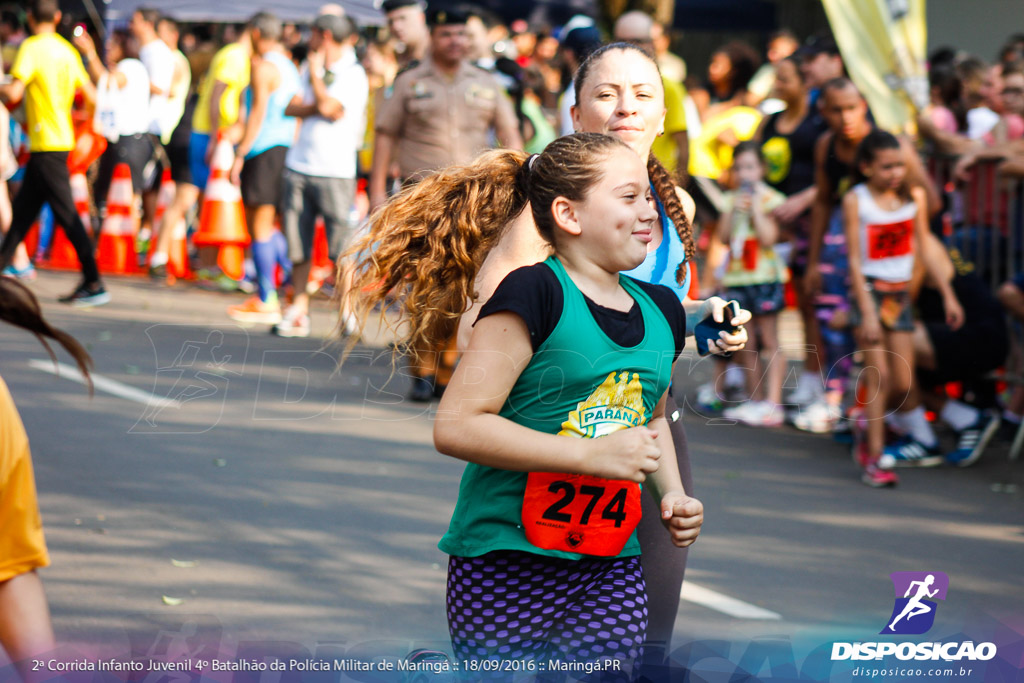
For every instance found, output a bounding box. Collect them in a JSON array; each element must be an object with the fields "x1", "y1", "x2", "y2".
[
  {"x1": 681, "y1": 581, "x2": 783, "y2": 620},
  {"x1": 29, "y1": 360, "x2": 181, "y2": 409}
]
